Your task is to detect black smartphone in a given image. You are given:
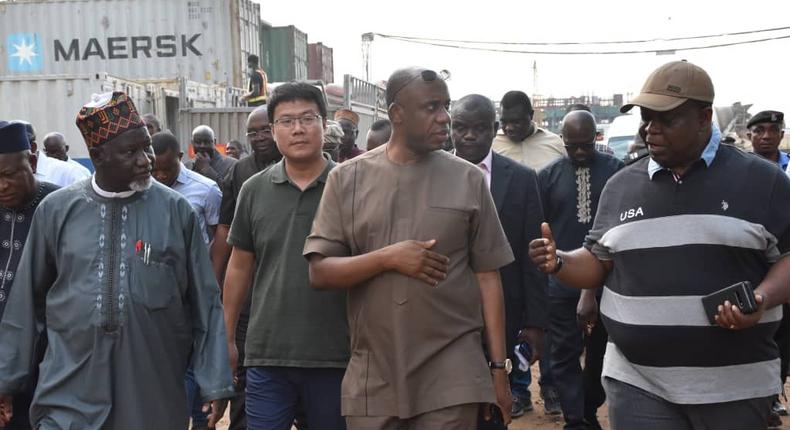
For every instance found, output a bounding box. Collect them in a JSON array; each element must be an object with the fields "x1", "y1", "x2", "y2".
[{"x1": 701, "y1": 281, "x2": 757, "y2": 325}]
